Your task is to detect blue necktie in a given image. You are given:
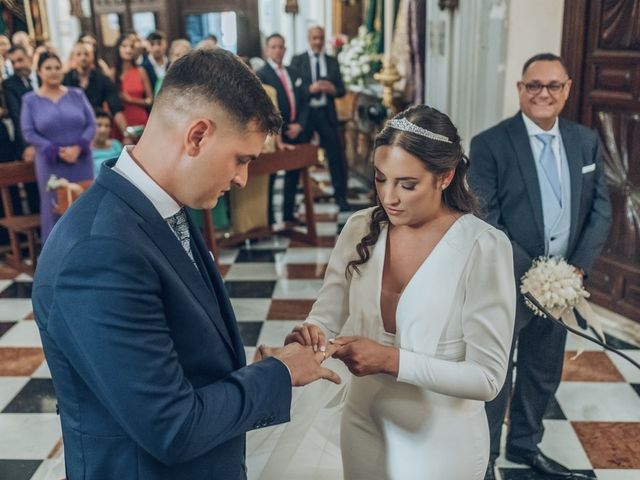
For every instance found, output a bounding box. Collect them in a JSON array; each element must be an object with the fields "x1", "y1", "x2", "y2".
[
  {"x1": 166, "y1": 208, "x2": 196, "y2": 266},
  {"x1": 536, "y1": 133, "x2": 562, "y2": 204}
]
